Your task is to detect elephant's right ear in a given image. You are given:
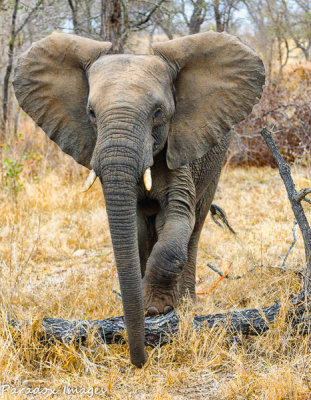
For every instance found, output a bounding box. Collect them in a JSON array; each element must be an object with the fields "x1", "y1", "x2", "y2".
[{"x1": 13, "y1": 32, "x2": 112, "y2": 169}]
